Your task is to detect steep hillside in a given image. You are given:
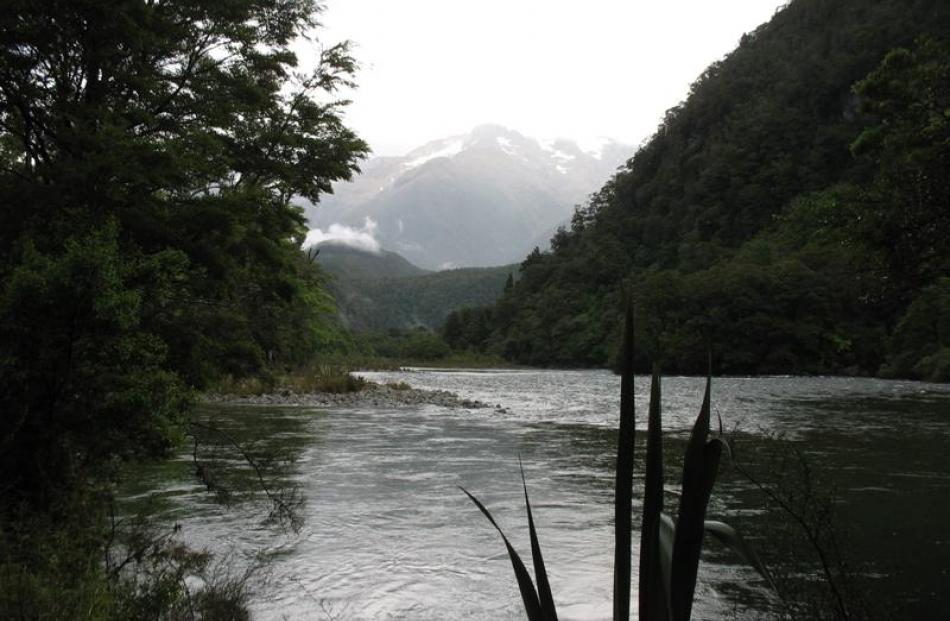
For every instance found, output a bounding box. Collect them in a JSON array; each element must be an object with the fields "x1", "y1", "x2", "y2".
[
  {"x1": 317, "y1": 244, "x2": 515, "y2": 331},
  {"x1": 316, "y1": 242, "x2": 430, "y2": 280},
  {"x1": 450, "y1": 0, "x2": 950, "y2": 379},
  {"x1": 303, "y1": 125, "x2": 631, "y2": 269}
]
